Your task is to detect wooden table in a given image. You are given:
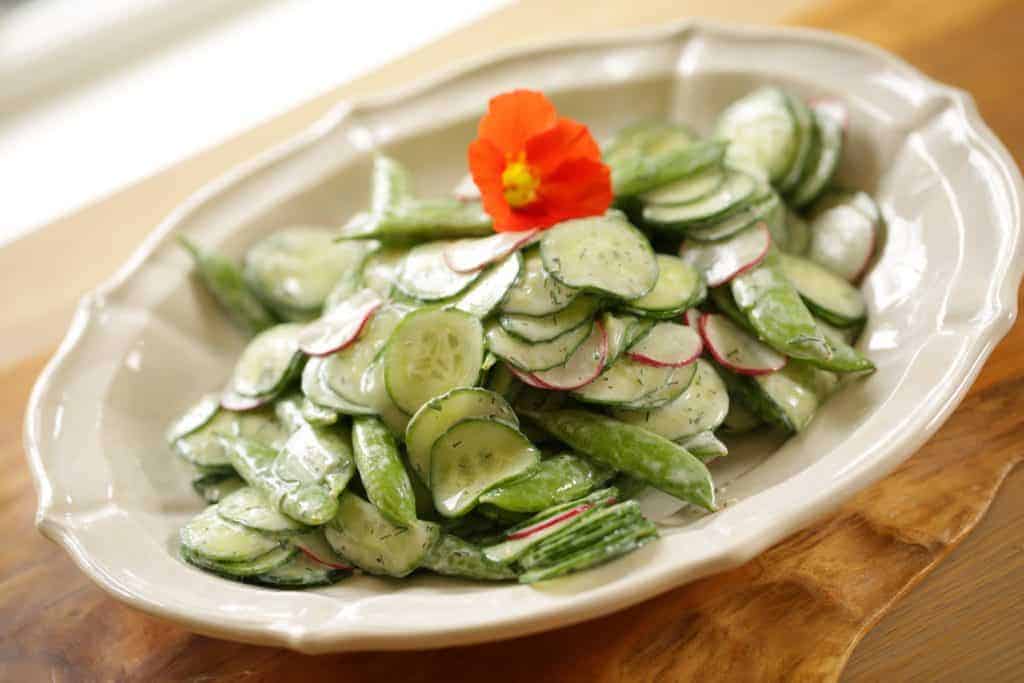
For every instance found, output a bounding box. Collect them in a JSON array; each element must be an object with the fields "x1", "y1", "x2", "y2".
[{"x1": 2, "y1": 1, "x2": 1022, "y2": 680}]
